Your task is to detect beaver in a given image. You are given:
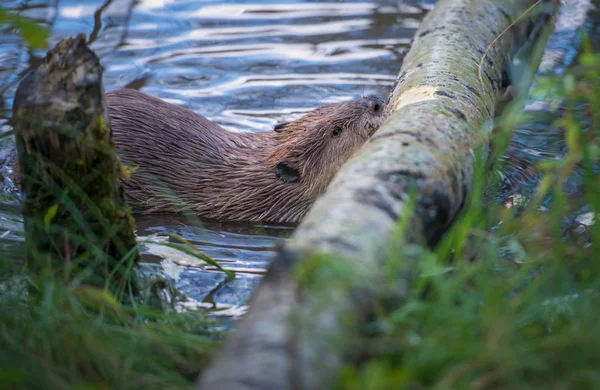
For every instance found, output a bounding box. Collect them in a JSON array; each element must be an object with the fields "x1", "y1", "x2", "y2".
[{"x1": 105, "y1": 88, "x2": 388, "y2": 223}]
